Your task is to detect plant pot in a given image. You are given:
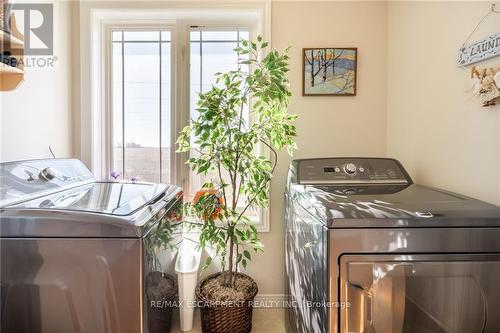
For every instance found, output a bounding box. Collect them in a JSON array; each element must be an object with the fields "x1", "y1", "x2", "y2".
[
  {"x1": 145, "y1": 271, "x2": 178, "y2": 333},
  {"x1": 196, "y1": 272, "x2": 258, "y2": 333}
]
